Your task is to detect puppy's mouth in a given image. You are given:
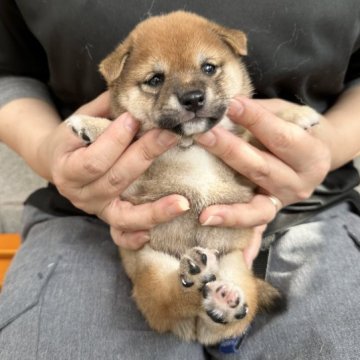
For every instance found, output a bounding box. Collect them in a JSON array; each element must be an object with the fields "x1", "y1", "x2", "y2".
[
  {"x1": 158, "y1": 106, "x2": 226, "y2": 137},
  {"x1": 171, "y1": 117, "x2": 220, "y2": 136}
]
